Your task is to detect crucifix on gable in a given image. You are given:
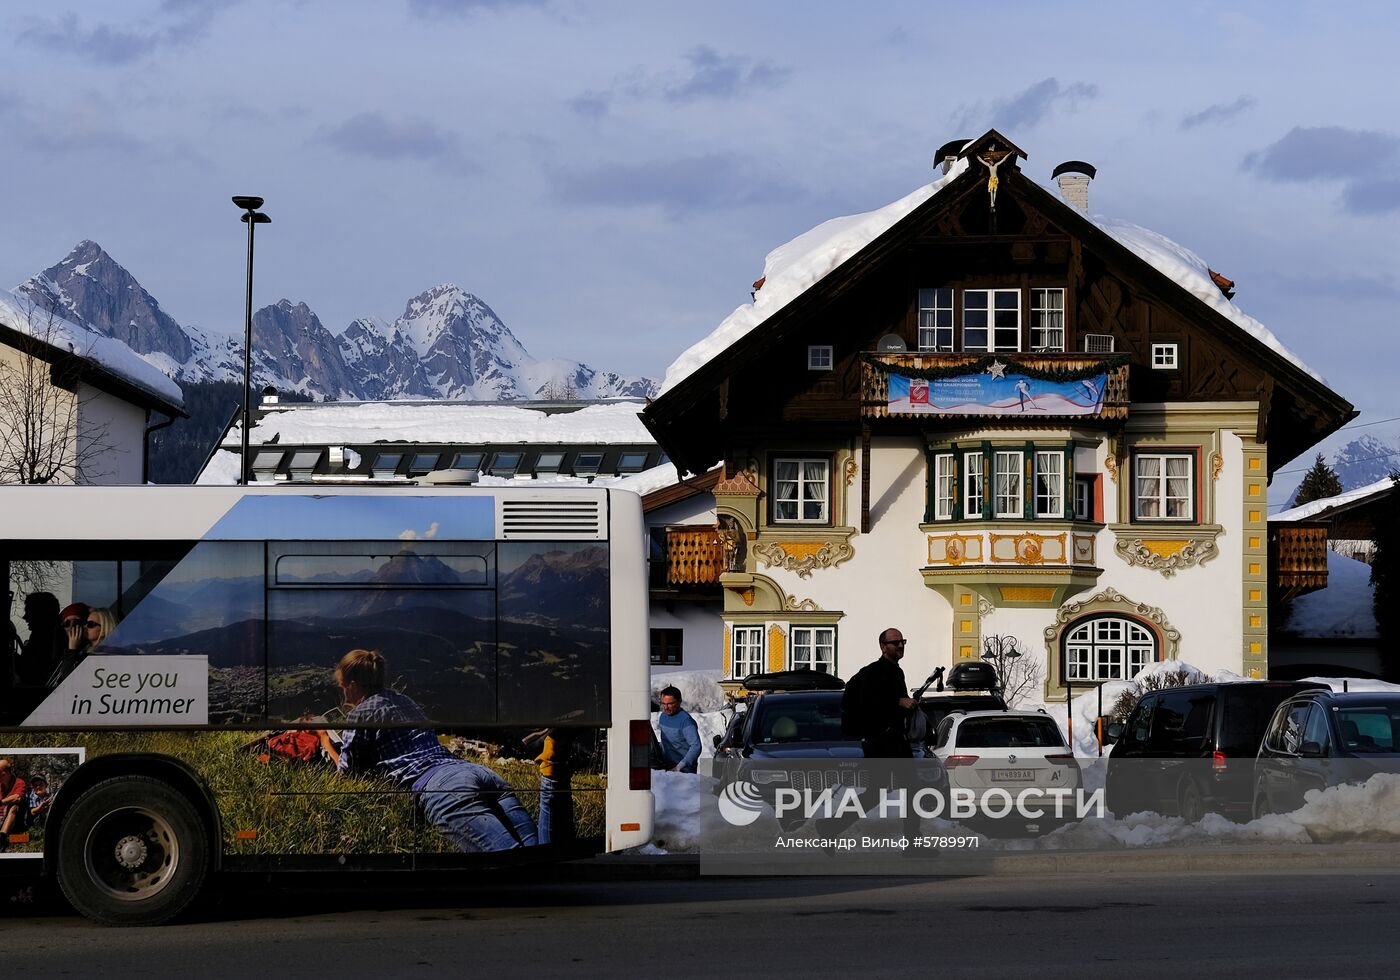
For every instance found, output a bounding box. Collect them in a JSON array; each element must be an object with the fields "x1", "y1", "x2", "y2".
[{"x1": 977, "y1": 149, "x2": 1013, "y2": 210}]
